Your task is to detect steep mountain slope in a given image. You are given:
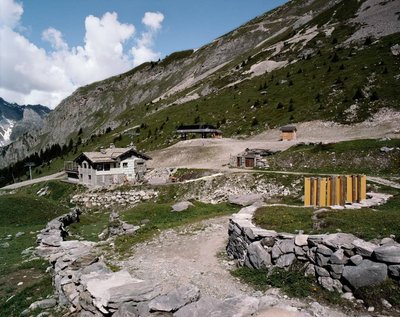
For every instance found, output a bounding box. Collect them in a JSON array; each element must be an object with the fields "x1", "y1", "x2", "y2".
[
  {"x1": 1, "y1": 0, "x2": 399, "y2": 168},
  {"x1": 0, "y1": 98, "x2": 51, "y2": 147}
]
